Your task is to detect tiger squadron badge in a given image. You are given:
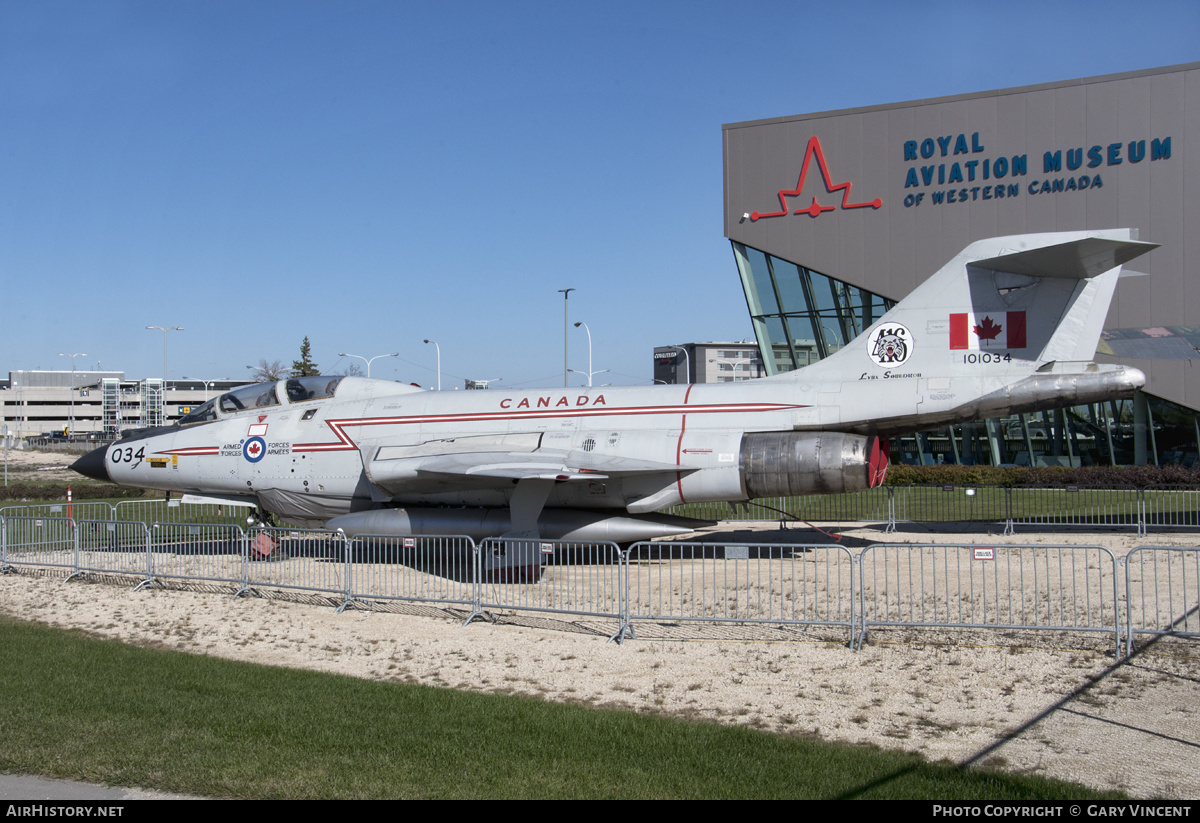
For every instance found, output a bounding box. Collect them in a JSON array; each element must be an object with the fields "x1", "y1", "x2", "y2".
[{"x1": 867, "y1": 324, "x2": 912, "y2": 368}]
